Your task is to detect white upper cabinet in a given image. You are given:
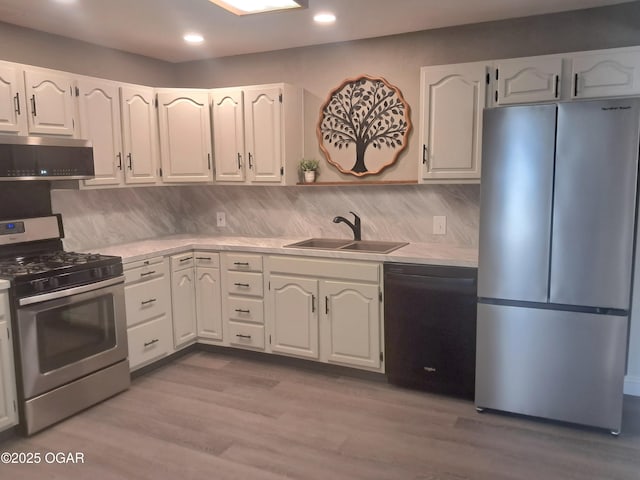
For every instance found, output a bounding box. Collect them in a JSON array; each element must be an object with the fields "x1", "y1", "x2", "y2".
[
  {"x1": 210, "y1": 83, "x2": 303, "y2": 185},
  {"x1": 77, "y1": 77, "x2": 123, "y2": 187},
  {"x1": 211, "y1": 88, "x2": 245, "y2": 182},
  {"x1": 120, "y1": 85, "x2": 159, "y2": 185},
  {"x1": 244, "y1": 86, "x2": 283, "y2": 183},
  {"x1": 571, "y1": 47, "x2": 640, "y2": 99},
  {"x1": 419, "y1": 62, "x2": 487, "y2": 182},
  {"x1": 0, "y1": 62, "x2": 27, "y2": 135},
  {"x1": 494, "y1": 55, "x2": 562, "y2": 105},
  {"x1": 23, "y1": 68, "x2": 76, "y2": 136},
  {"x1": 157, "y1": 89, "x2": 213, "y2": 183}
]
